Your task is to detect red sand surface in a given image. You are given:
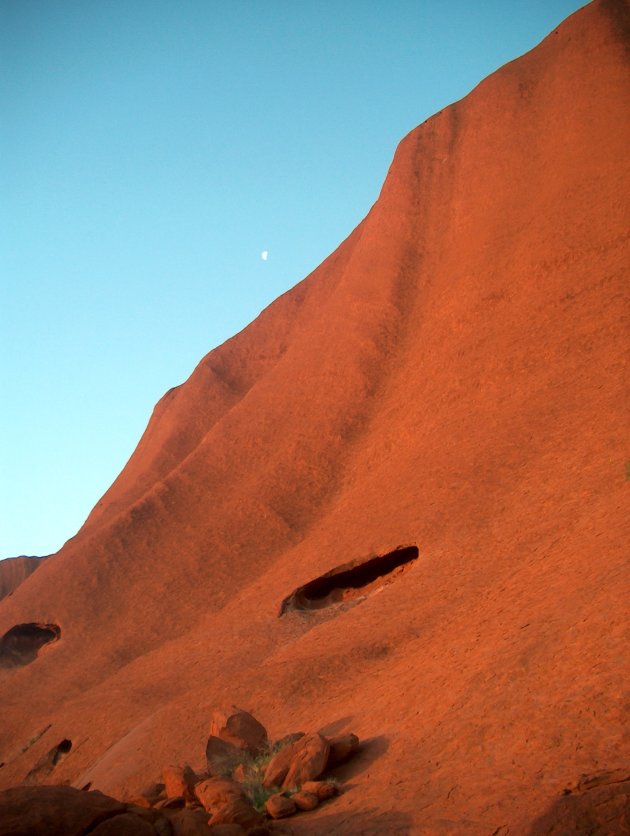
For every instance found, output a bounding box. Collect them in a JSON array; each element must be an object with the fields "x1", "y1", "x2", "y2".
[{"x1": 1, "y1": 1, "x2": 628, "y2": 832}]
